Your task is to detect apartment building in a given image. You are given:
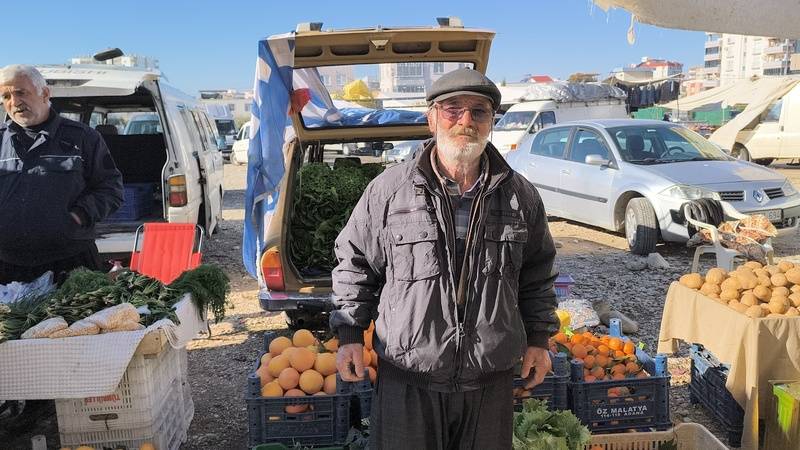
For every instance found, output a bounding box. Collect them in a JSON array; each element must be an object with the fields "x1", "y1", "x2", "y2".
[{"x1": 709, "y1": 33, "x2": 799, "y2": 87}]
